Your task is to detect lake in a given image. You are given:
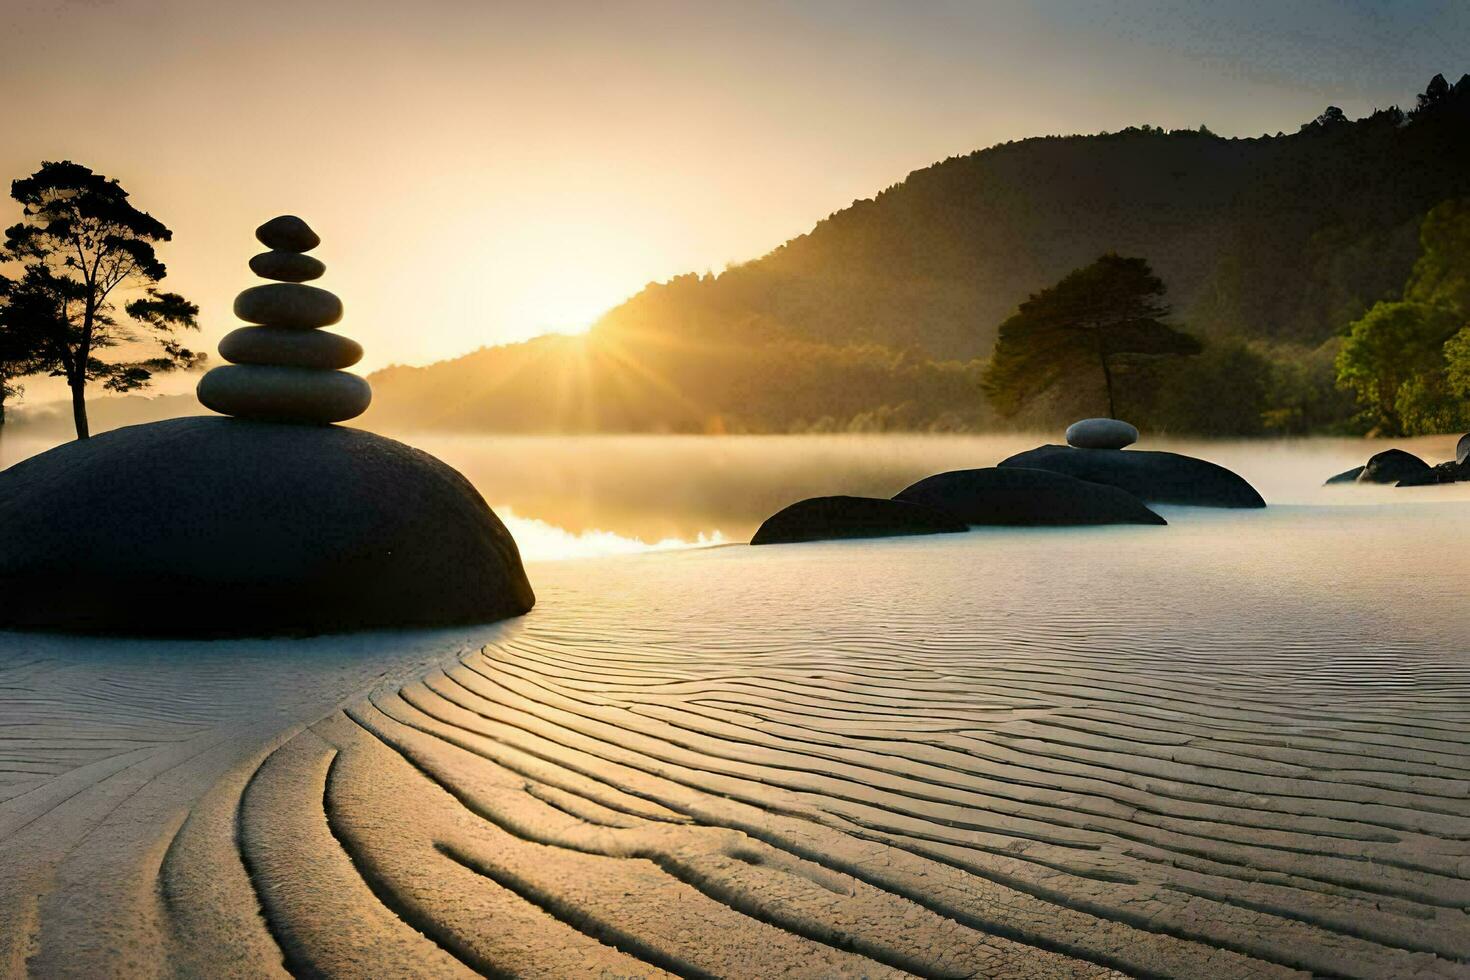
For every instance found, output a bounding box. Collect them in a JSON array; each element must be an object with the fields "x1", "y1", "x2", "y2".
[{"x1": 4, "y1": 428, "x2": 1469, "y2": 558}]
